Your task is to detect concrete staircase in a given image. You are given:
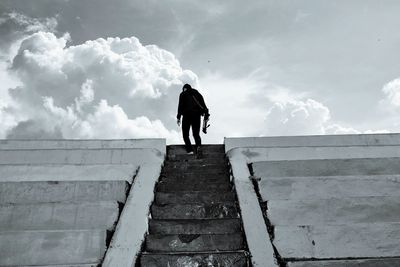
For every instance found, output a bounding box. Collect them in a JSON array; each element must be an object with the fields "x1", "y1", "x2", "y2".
[{"x1": 139, "y1": 145, "x2": 250, "y2": 266}]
